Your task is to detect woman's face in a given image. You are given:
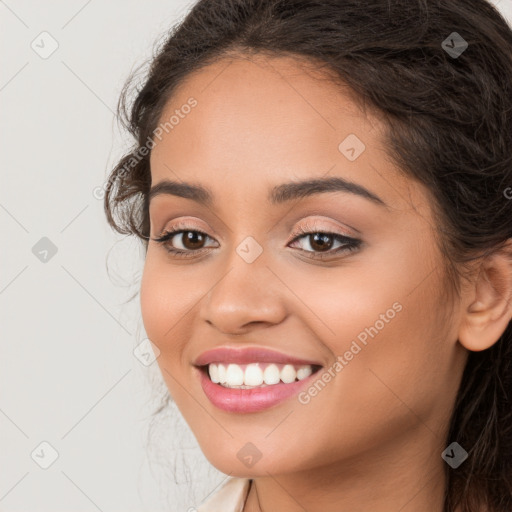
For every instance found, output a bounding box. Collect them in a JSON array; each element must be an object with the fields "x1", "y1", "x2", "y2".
[{"x1": 140, "y1": 54, "x2": 468, "y2": 477}]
